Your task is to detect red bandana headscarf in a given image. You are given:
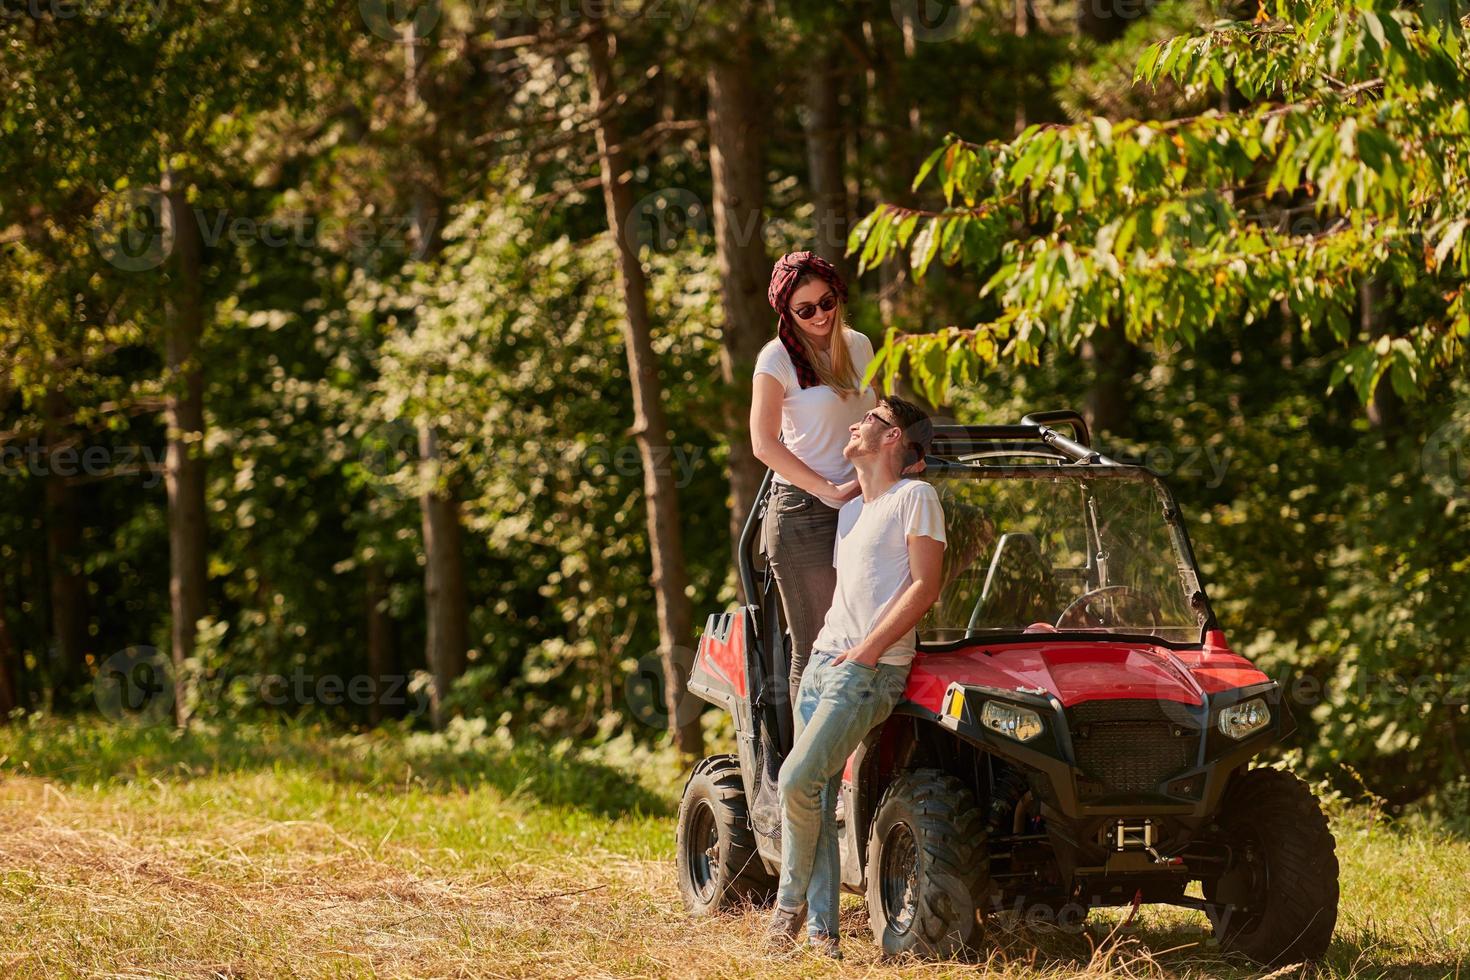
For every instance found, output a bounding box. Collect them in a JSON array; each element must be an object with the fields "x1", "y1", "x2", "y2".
[{"x1": 767, "y1": 251, "x2": 849, "y2": 390}]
